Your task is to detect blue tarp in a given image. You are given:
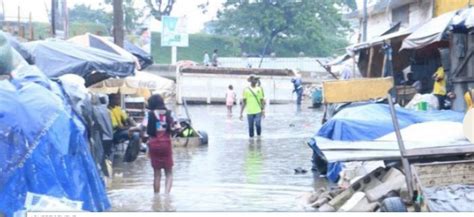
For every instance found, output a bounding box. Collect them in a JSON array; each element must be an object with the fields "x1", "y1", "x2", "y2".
[
  {"x1": 313, "y1": 103, "x2": 465, "y2": 183},
  {"x1": 24, "y1": 40, "x2": 135, "y2": 86},
  {"x1": 0, "y1": 77, "x2": 110, "y2": 216},
  {"x1": 317, "y1": 104, "x2": 465, "y2": 141}
]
